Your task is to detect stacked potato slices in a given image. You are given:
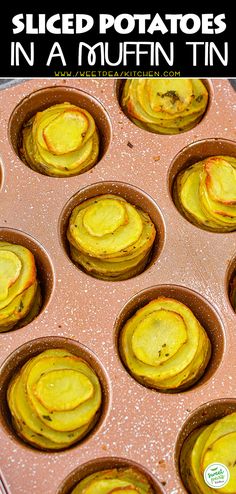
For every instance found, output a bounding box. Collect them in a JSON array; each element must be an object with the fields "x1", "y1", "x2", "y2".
[
  {"x1": 67, "y1": 194, "x2": 156, "y2": 281},
  {"x1": 121, "y1": 79, "x2": 208, "y2": 134},
  {"x1": 21, "y1": 102, "x2": 99, "y2": 177},
  {"x1": 180, "y1": 412, "x2": 236, "y2": 493},
  {"x1": 7, "y1": 348, "x2": 102, "y2": 450},
  {"x1": 174, "y1": 155, "x2": 236, "y2": 232},
  {"x1": 71, "y1": 467, "x2": 154, "y2": 494},
  {"x1": 119, "y1": 297, "x2": 211, "y2": 392},
  {"x1": 0, "y1": 242, "x2": 41, "y2": 332}
]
